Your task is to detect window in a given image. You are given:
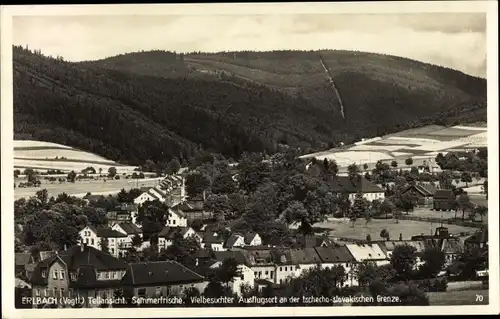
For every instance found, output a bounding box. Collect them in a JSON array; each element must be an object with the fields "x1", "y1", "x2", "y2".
[
  {"x1": 104, "y1": 272, "x2": 109, "y2": 279},
  {"x1": 138, "y1": 288, "x2": 146, "y2": 297},
  {"x1": 54, "y1": 288, "x2": 58, "y2": 296},
  {"x1": 112, "y1": 272, "x2": 117, "y2": 279},
  {"x1": 173, "y1": 220, "x2": 176, "y2": 225},
  {"x1": 265, "y1": 271, "x2": 268, "y2": 275},
  {"x1": 270, "y1": 271, "x2": 274, "y2": 279},
  {"x1": 254, "y1": 272, "x2": 257, "y2": 277},
  {"x1": 53, "y1": 270, "x2": 58, "y2": 279},
  {"x1": 91, "y1": 238, "x2": 95, "y2": 245},
  {"x1": 42, "y1": 271, "x2": 47, "y2": 278},
  {"x1": 110, "y1": 248, "x2": 115, "y2": 255},
  {"x1": 156, "y1": 287, "x2": 162, "y2": 295},
  {"x1": 71, "y1": 272, "x2": 77, "y2": 281},
  {"x1": 35, "y1": 289, "x2": 40, "y2": 296},
  {"x1": 60, "y1": 288, "x2": 64, "y2": 297},
  {"x1": 44, "y1": 289, "x2": 48, "y2": 296},
  {"x1": 284, "y1": 267, "x2": 288, "y2": 271},
  {"x1": 279, "y1": 267, "x2": 282, "y2": 271},
  {"x1": 258, "y1": 271, "x2": 262, "y2": 277},
  {"x1": 69, "y1": 289, "x2": 73, "y2": 297},
  {"x1": 60, "y1": 271, "x2": 65, "y2": 279},
  {"x1": 295, "y1": 265, "x2": 300, "y2": 270}
]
